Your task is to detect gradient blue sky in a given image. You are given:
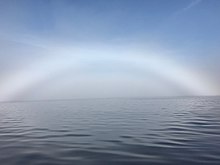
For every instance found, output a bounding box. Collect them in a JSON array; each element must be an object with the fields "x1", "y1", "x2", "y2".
[{"x1": 0, "y1": 0, "x2": 220, "y2": 101}]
